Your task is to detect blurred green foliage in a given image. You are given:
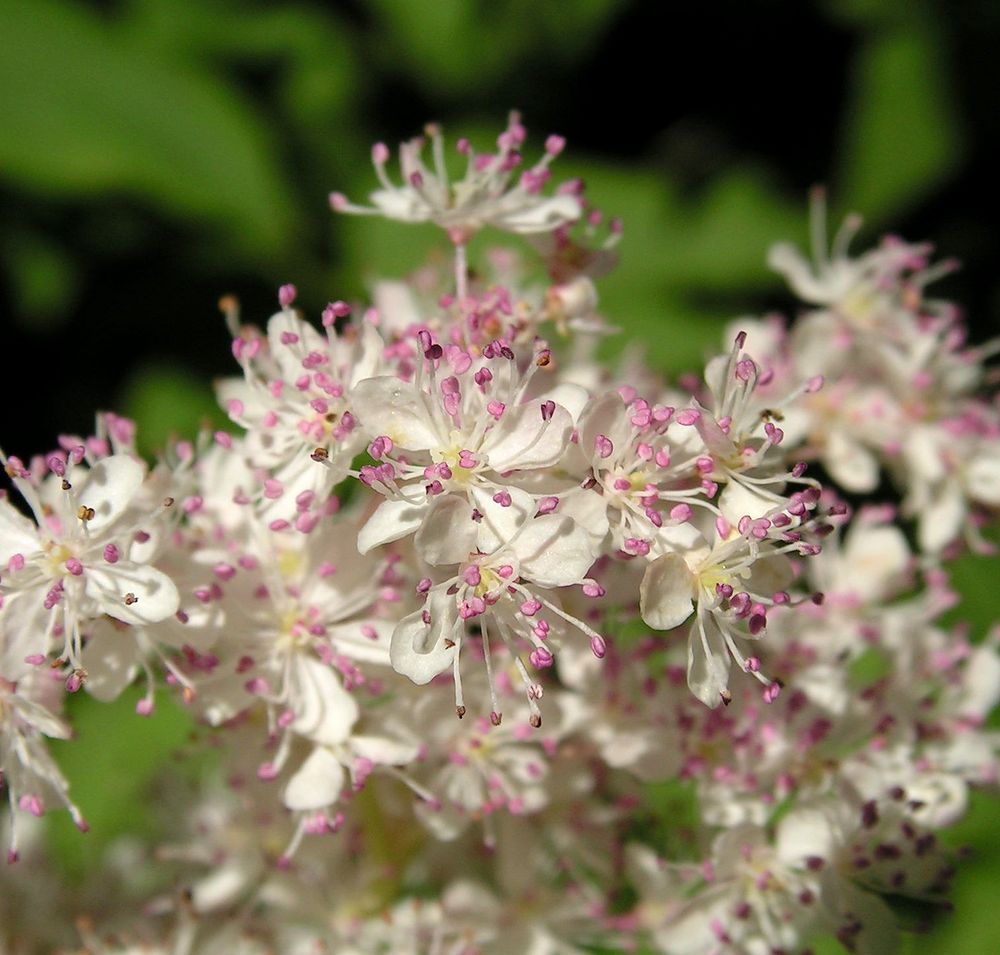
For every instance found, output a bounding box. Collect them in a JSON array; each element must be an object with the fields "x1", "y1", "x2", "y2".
[{"x1": 2, "y1": 0, "x2": 998, "y2": 950}]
